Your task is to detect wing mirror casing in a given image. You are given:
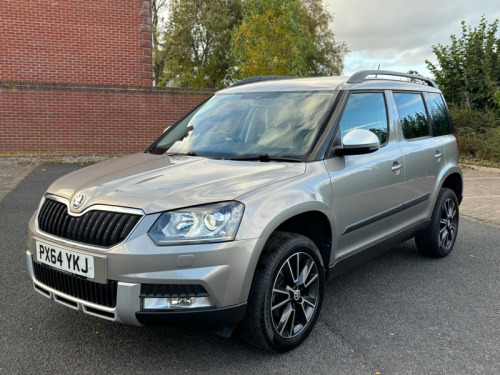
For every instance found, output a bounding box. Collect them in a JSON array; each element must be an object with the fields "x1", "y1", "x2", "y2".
[{"x1": 335, "y1": 129, "x2": 381, "y2": 156}]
